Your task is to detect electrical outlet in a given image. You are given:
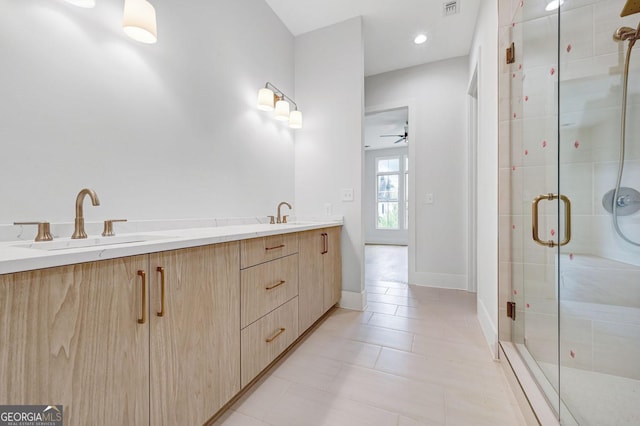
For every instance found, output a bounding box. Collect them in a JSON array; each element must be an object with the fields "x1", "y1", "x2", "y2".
[
  {"x1": 341, "y1": 188, "x2": 354, "y2": 202},
  {"x1": 426, "y1": 193, "x2": 434, "y2": 204},
  {"x1": 324, "y1": 203, "x2": 332, "y2": 216}
]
